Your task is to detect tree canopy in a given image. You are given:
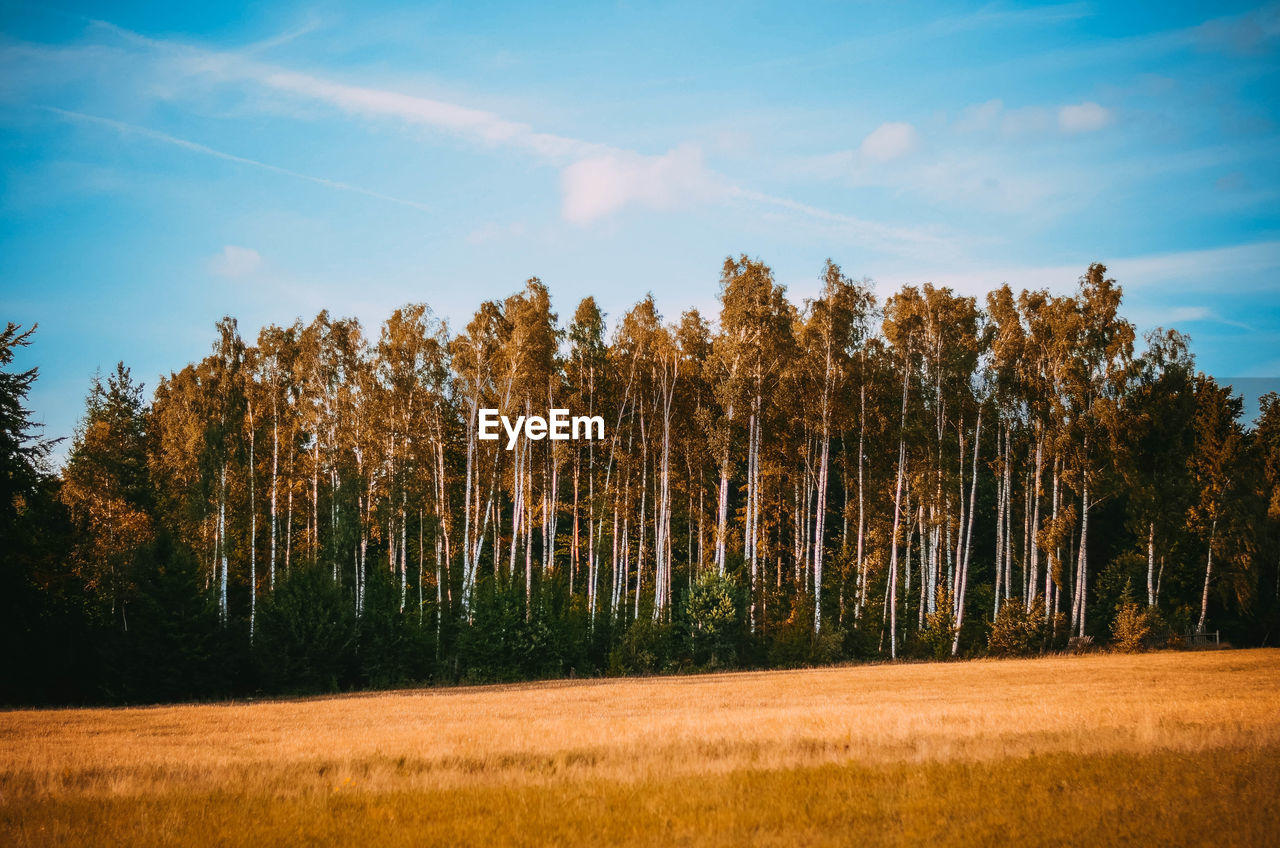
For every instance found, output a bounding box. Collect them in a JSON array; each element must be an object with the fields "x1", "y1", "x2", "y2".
[{"x1": 5, "y1": 260, "x2": 1279, "y2": 704}]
